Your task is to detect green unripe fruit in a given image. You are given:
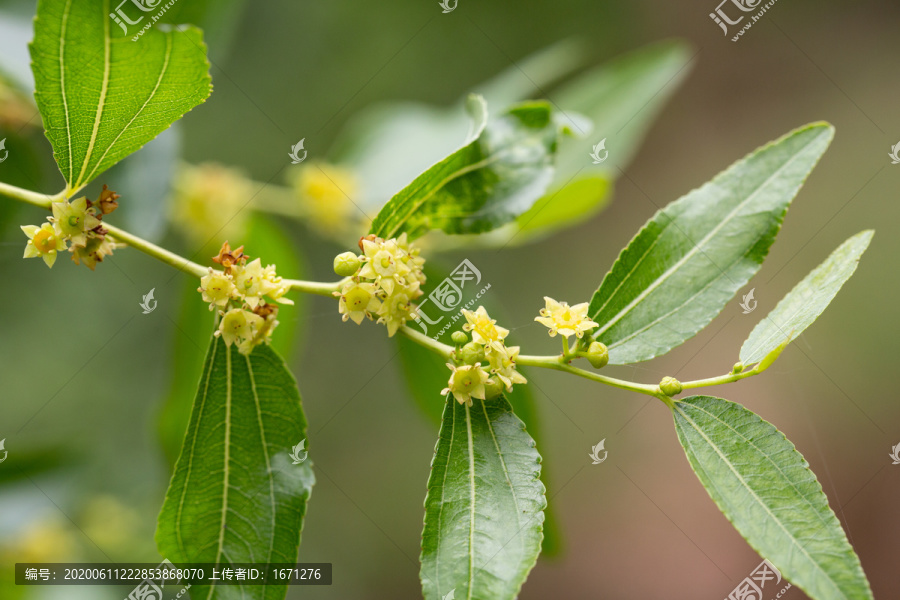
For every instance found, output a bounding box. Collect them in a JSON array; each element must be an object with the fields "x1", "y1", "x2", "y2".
[
  {"x1": 333, "y1": 251, "x2": 361, "y2": 276},
  {"x1": 732, "y1": 362, "x2": 744, "y2": 374},
  {"x1": 484, "y1": 378, "x2": 504, "y2": 400},
  {"x1": 585, "y1": 341, "x2": 609, "y2": 369},
  {"x1": 451, "y1": 331, "x2": 469, "y2": 345},
  {"x1": 458, "y1": 342, "x2": 486, "y2": 365},
  {"x1": 659, "y1": 376, "x2": 683, "y2": 397}
]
